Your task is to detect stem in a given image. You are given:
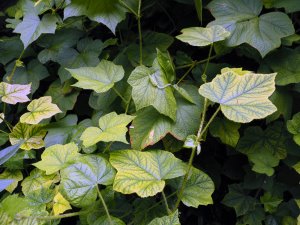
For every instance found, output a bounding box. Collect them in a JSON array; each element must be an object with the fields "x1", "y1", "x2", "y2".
[
  {"x1": 137, "y1": 0, "x2": 143, "y2": 65},
  {"x1": 119, "y1": 0, "x2": 138, "y2": 17},
  {"x1": 6, "y1": 50, "x2": 25, "y2": 83},
  {"x1": 201, "y1": 44, "x2": 214, "y2": 82},
  {"x1": 196, "y1": 98, "x2": 208, "y2": 139},
  {"x1": 162, "y1": 191, "x2": 171, "y2": 215},
  {"x1": 19, "y1": 211, "x2": 87, "y2": 221},
  {"x1": 175, "y1": 55, "x2": 217, "y2": 70},
  {"x1": 103, "y1": 142, "x2": 113, "y2": 153},
  {"x1": 176, "y1": 61, "x2": 196, "y2": 84},
  {"x1": 125, "y1": 96, "x2": 132, "y2": 114},
  {"x1": 0, "y1": 115, "x2": 13, "y2": 132},
  {"x1": 198, "y1": 106, "x2": 221, "y2": 140},
  {"x1": 112, "y1": 86, "x2": 128, "y2": 103},
  {"x1": 0, "y1": 129, "x2": 9, "y2": 135},
  {"x1": 97, "y1": 186, "x2": 113, "y2": 225}
]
